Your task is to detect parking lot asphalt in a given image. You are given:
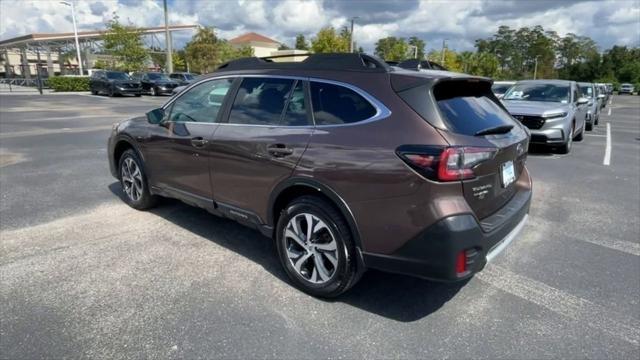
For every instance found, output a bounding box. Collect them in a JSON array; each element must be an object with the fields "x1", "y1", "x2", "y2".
[{"x1": 1, "y1": 93, "x2": 639, "y2": 359}]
